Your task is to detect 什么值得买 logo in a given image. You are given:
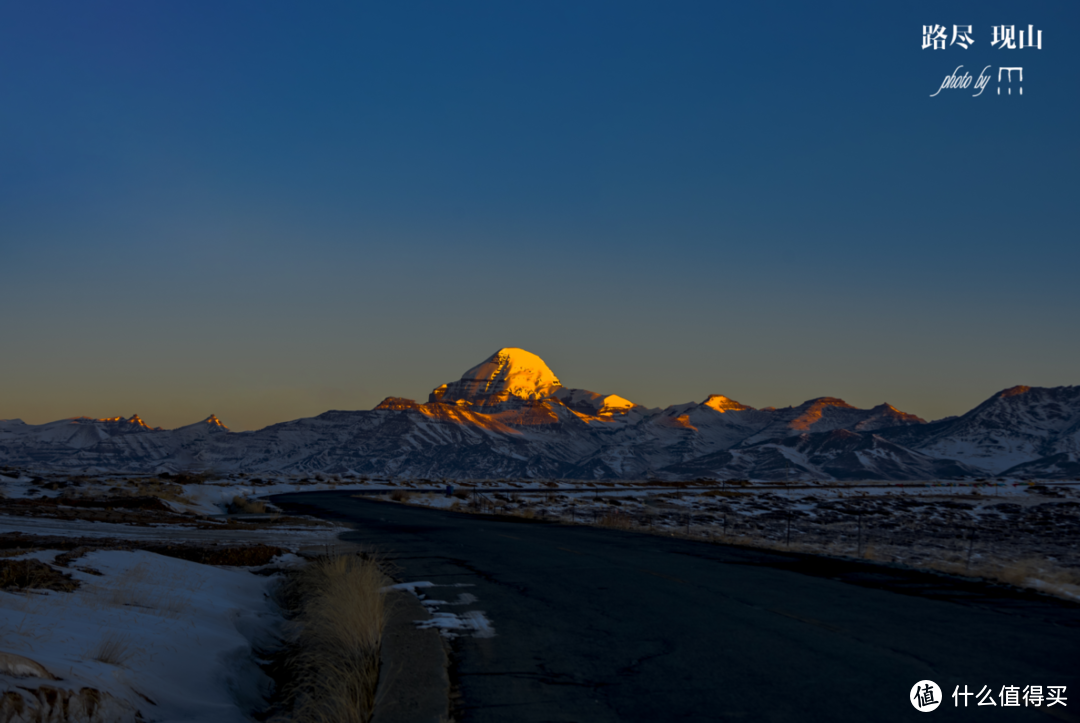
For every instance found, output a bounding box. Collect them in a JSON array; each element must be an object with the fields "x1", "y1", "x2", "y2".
[{"x1": 911, "y1": 681, "x2": 1067, "y2": 711}]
